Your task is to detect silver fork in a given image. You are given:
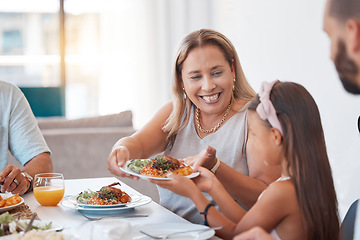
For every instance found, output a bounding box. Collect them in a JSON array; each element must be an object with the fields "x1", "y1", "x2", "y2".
[
  {"x1": 77, "y1": 211, "x2": 148, "y2": 221},
  {"x1": 140, "y1": 226, "x2": 222, "y2": 239}
]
